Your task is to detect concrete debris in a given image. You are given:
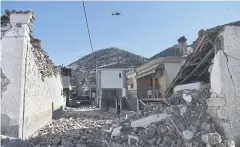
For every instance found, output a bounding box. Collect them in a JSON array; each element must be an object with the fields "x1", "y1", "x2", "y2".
[
  {"x1": 2, "y1": 110, "x2": 121, "y2": 147},
  {"x1": 113, "y1": 88, "x2": 233, "y2": 147},
  {"x1": 182, "y1": 93, "x2": 192, "y2": 103},
  {"x1": 173, "y1": 82, "x2": 202, "y2": 93},
  {"x1": 223, "y1": 139, "x2": 235, "y2": 147},
  {"x1": 1, "y1": 87, "x2": 235, "y2": 147},
  {"x1": 201, "y1": 132, "x2": 222, "y2": 145},
  {"x1": 182, "y1": 130, "x2": 194, "y2": 140},
  {"x1": 127, "y1": 135, "x2": 139, "y2": 145}
]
